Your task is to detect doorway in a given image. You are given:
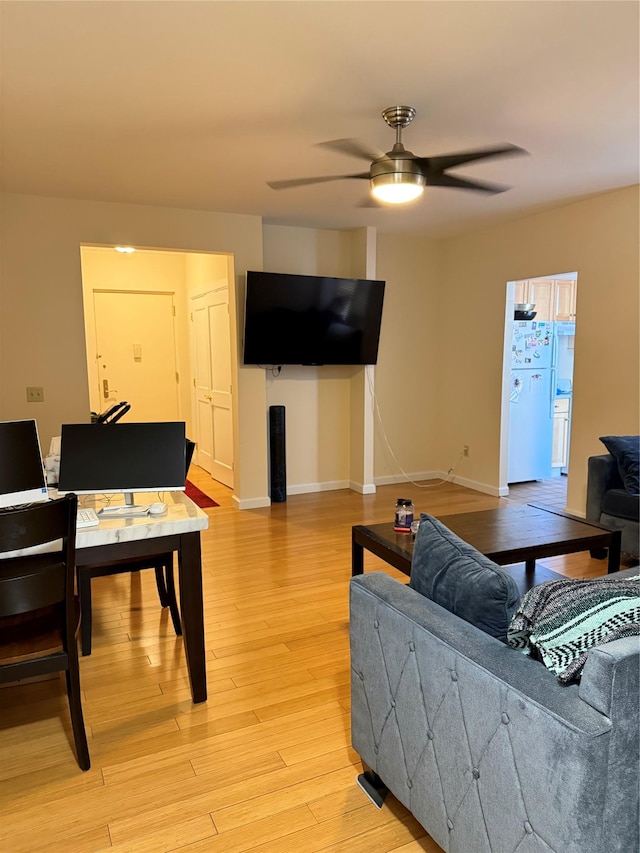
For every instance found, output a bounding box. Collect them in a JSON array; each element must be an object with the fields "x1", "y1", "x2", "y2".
[
  {"x1": 501, "y1": 272, "x2": 578, "y2": 501},
  {"x1": 80, "y1": 245, "x2": 235, "y2": 488}
]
